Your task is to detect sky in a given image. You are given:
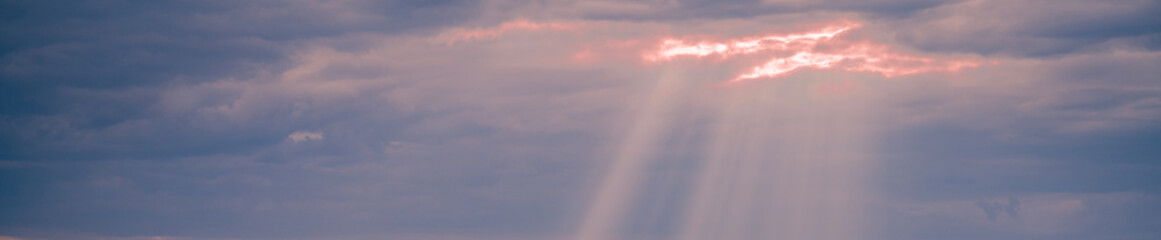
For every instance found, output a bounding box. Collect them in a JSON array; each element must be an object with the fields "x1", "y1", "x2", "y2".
[{"x1": 1, "y1": 0, "x2": 1160, "y2": 239}]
